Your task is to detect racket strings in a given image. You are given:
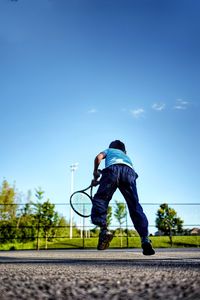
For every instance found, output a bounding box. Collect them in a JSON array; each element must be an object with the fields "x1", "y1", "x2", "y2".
[{"x1": 70, "y1": 192, "x2": 92, "y2": 217}]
